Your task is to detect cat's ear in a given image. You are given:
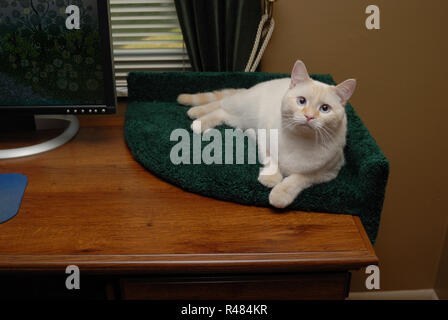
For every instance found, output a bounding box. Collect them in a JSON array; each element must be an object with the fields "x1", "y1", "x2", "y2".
[
  {"x1": 290, "y1": 60, "x2": 310, "y2": 88},
  {"x1": 335, "y1": 79, "x2": 357, "y2": 105}
]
